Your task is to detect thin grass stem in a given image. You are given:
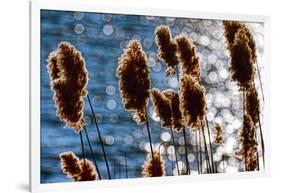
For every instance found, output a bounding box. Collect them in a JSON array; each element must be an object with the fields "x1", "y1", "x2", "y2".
[
  {"x1": 83, "y1": 125, "x2": 102, "y2": 180},
  {"x1": 87, "y1": 94, "x2": 111, "y2": 179},
  {"x1": 79, "y1": 131, "x2": 86, "y2": 170},
  {"x1": 205, "y1": 117, "x2": 215, "y2": 173},
  {"x1": 183, "y1": 128, "x2": 190, "y2": 175},
  {"x1": 145, "y1": 107, "x2": 157, "y2": 176},
  {"x1": 201, "y1": 124, "x2": 212, "y2": 174},
  {"x1": 195, "y1": 130, "x2": 200, "y2": 174},
  {"x1": 170, "y1": 128, "x2": 180, "y2": 175}
]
